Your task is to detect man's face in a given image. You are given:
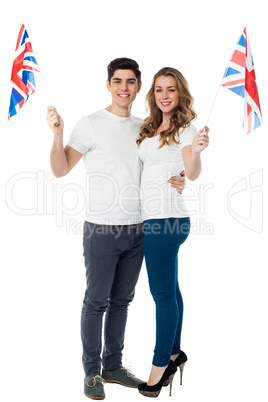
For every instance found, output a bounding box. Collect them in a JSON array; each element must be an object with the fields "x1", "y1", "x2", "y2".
[{"x1": 106, "y1": 69, "x2": 142, "y2": 109}]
